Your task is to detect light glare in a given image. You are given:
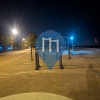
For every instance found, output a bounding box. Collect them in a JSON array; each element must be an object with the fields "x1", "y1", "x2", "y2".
[
  {"x1": 12, "y1": 29, "x2": 18, "y2": 34},
  {"x1": 70, "y1": 36, "x2": 74, "y2": 40},
  {"x1": 22, "y1": 38, "x2": 25, "y2": 41}
]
